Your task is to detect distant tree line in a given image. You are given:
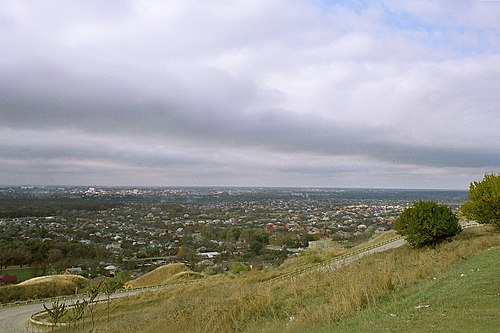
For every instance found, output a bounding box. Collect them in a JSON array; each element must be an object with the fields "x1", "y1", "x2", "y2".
[
  {"x1": 0, "y1": 198, "x2": 120, "y2": 218},
  {"x1": 0, "y1": 239, "x2": 109, "y2": 271}
]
